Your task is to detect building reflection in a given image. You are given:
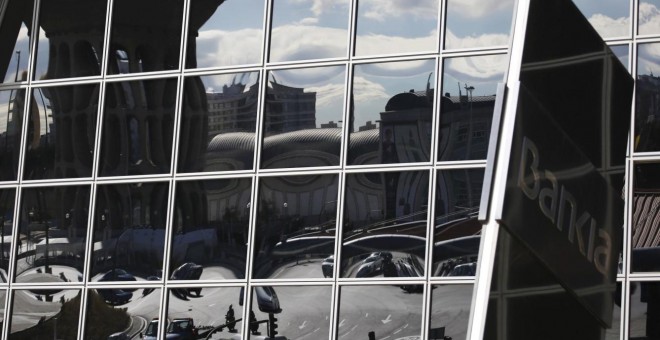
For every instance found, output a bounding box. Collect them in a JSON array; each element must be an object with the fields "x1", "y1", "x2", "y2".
[{"x1": 635, "y1": 74, "x2": 660, "y2": 152}]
